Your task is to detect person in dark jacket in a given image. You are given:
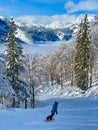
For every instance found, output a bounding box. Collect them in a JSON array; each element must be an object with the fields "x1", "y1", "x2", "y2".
[{"x1": 46, "y1": 101, "x2": 58, "y2": 121}]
